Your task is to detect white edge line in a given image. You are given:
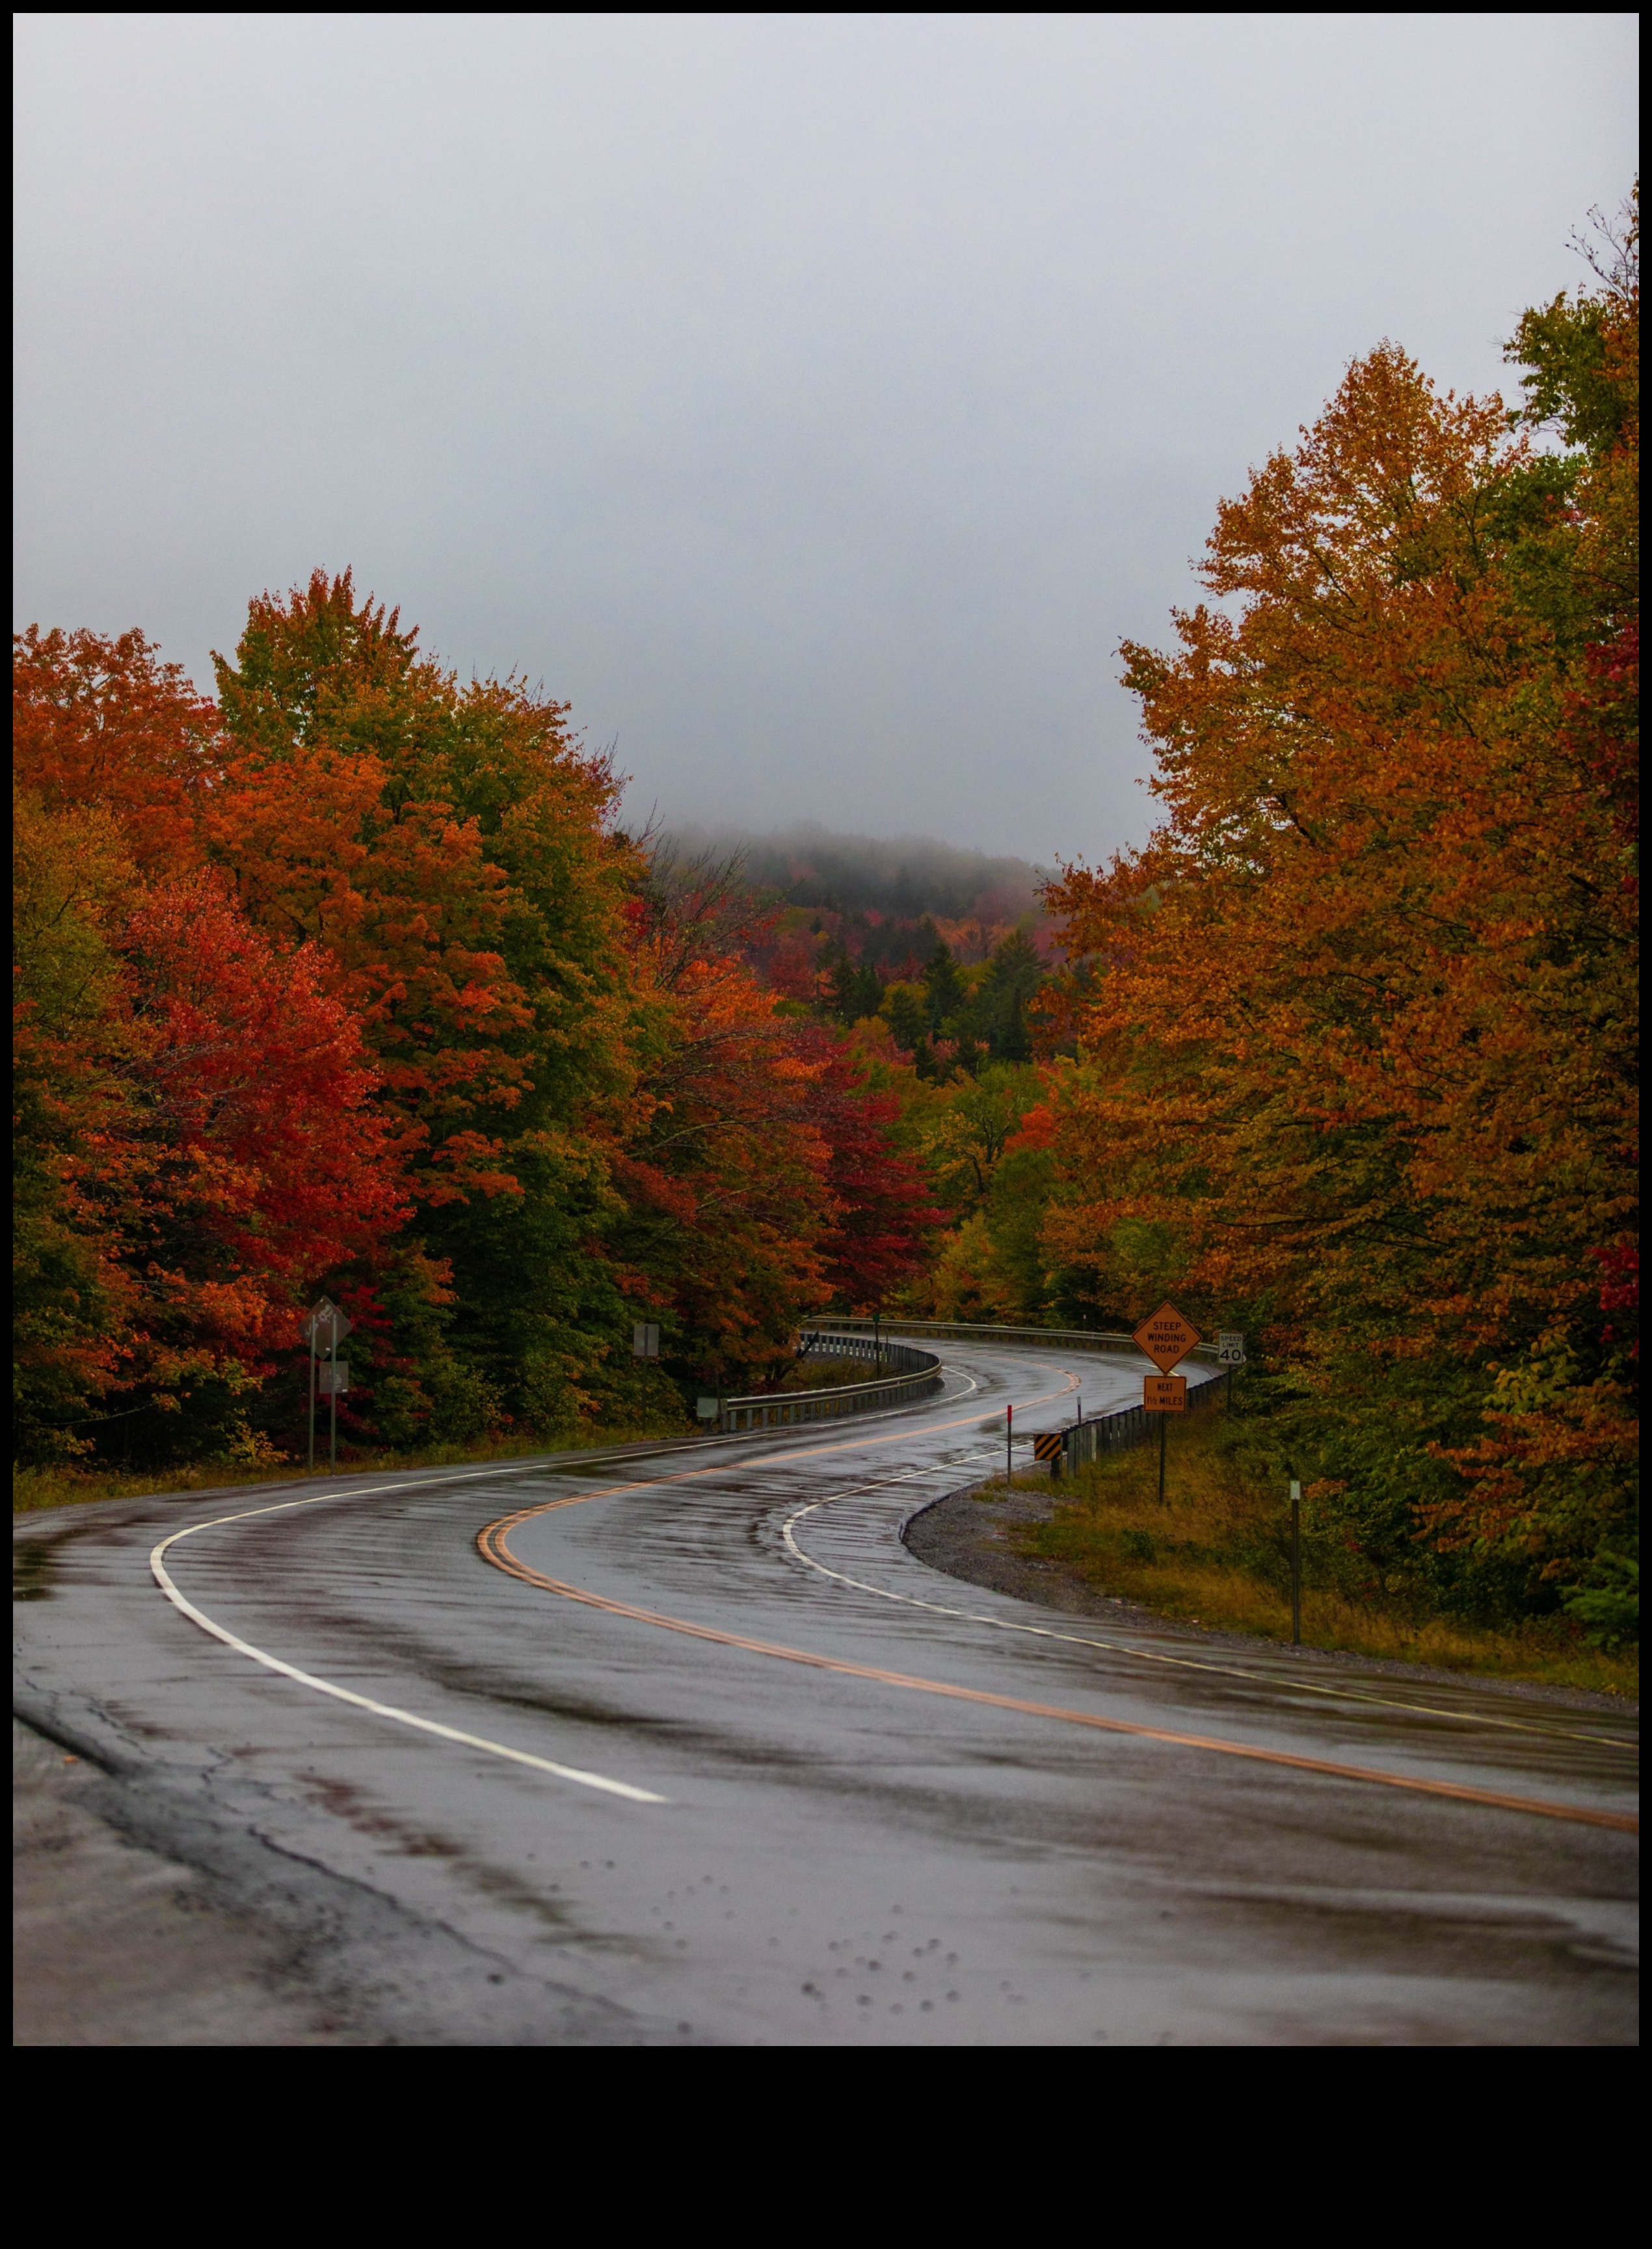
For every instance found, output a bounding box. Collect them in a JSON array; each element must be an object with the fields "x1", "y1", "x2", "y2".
[
  {"x1": 149, "y1": 1517, "x2": 667, "y2": 1804},
  {"x1": 136, "y1": 1359, "x2": 988, "y2": 1810},
  {"x1": 777, "y1": 1454, "x2": 1638, "y2": 1755},
  {"x1": 131, "y1": 1353, "x2": 1152, "y2": 1804}
]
